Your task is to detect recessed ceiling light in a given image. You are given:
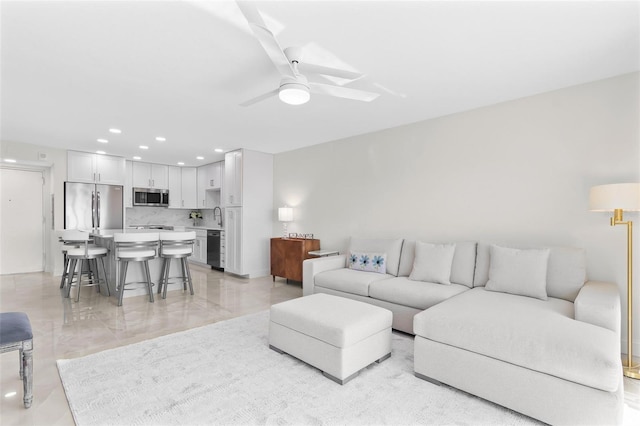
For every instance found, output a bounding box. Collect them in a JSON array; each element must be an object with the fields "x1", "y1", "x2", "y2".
[
  {"x1": 4, "y1": 391, "x2": 17, "y2": 398},
  {"x1": 109, "y1": 128, "x2": 121, "y2": 134},
  {"x1": 139, "y1": 145, "x2": 149, "y2": 150},
  {"x1": 177, "y1": 162, "x2": 184, "y2": 166},
  {"x1": 155, "y1": 137, "x2": 166, "y2": 142},
  {"x1": 133, "y1": 156, "x2": 141, "y2": 160},
  {"x1": 196, "y1": 156, "x2": 204, "y2": 160},
  {"x1": 96, "y1": 150, "x2": 106, "y2": 155},
  {"x1": 97, "y1": 138, "x2": 108, "y2": 143},
  {"x1": 214, "y1": 148, "x2": 223, "y2": 153},
  {"x1": 4, "y1": 159, "x2": 17, "y2": 163}
]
